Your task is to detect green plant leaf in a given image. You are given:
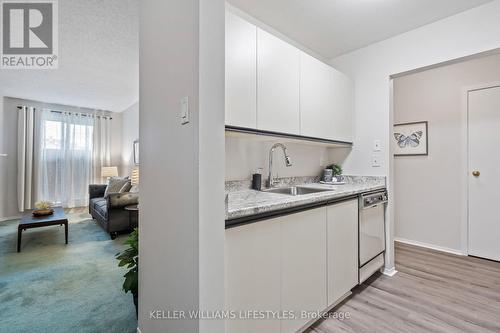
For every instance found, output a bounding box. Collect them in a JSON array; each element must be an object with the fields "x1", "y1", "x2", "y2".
[{"x1": 116, "y1": 229, "x2": 139, "y2": 295}]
